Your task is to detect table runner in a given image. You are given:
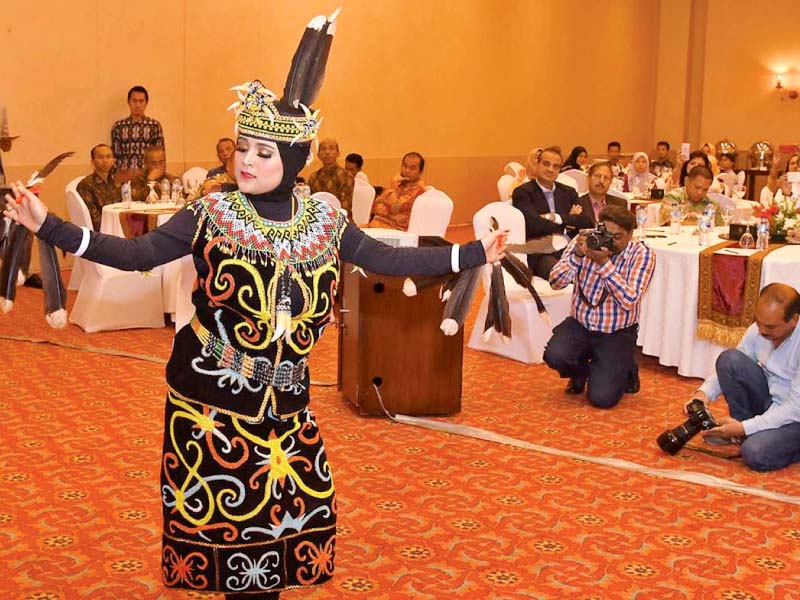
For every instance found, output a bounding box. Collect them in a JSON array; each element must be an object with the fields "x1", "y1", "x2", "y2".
[
  {"x1": 119, "y1": 208, "x2": 178, "y2": 239},
  {"x1": 697, "y1": 240, "x2": 783, "y2": 347}
]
